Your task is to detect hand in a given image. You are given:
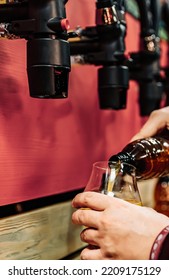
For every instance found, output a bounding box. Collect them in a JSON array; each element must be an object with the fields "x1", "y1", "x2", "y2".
[
  {"x1": 131, "y1": 106, "x2": 169, "y2": 141},
  {"x1": 72, "y1": 192, "x2": 169, "y2": 260}
]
